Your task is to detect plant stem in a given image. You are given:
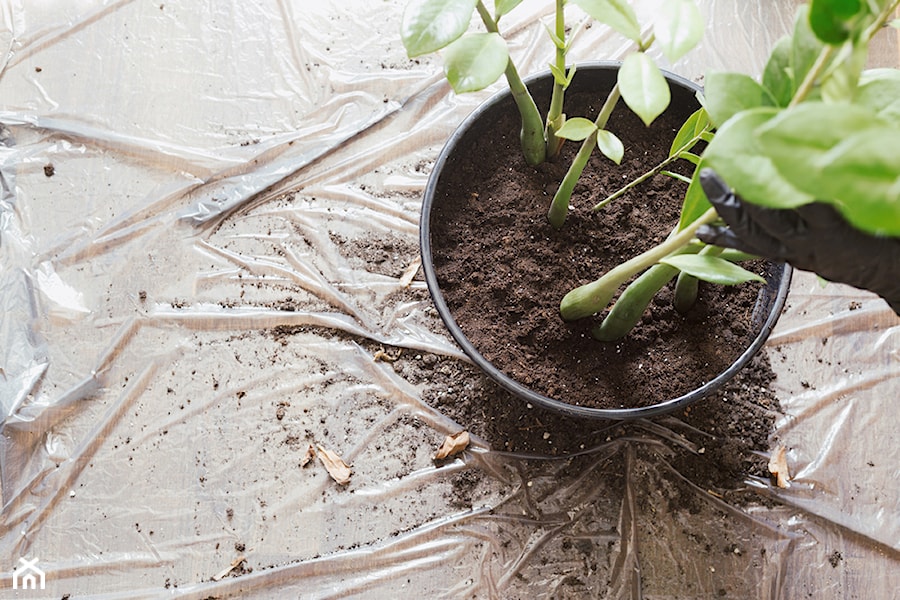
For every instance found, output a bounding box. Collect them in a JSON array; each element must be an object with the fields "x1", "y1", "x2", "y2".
[
  {"x1": 559, "y1": 207, "x2": 718, "y2": 320},
  {"x1": 545, "y1": 0, "x2": 568, "y2": 159},
  {"x1": 790, "y1": 44, "x2": 837, "y2": 107},
  {"x1": 593, "y1": 152, "x2": 679, "y2": 210},
  {"x1": 547, "y1": 83, "x2": 621, "y2": 228},
  {"x1": 476, "y1": 1, "x2": 546, "y2": 165}
]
